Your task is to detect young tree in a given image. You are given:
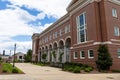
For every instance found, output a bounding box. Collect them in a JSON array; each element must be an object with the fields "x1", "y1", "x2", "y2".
[
  {"x1": 42, "y1": 53, "x2": 47, "y2": 64},
  {"x1": 52, "y1": 51, "x2": 56, "y2": 63},
  {"x1": 96, "y1": 45, "x2": 113, "y2": 71},
  {"x1": 24, "y1": 49, "x2": 32, "y2": 62},
  {"x1": 59, "y1": 52, "x2": 64, "y2": 63}
]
